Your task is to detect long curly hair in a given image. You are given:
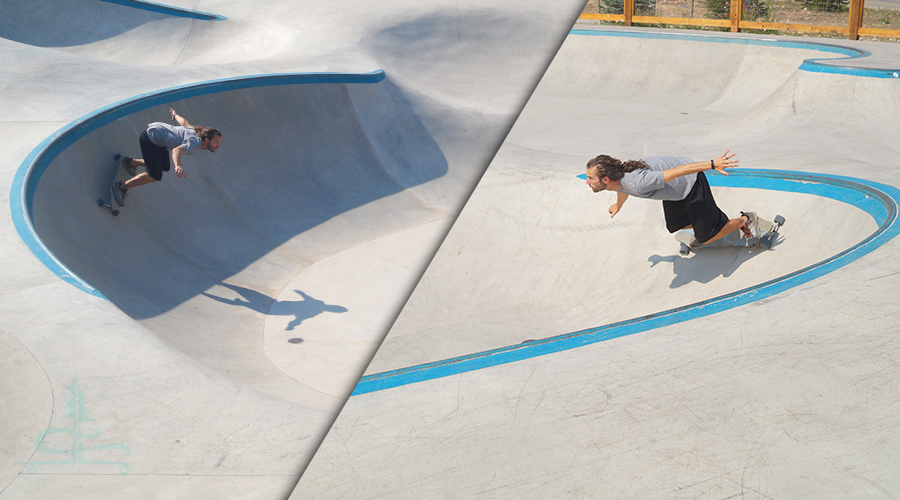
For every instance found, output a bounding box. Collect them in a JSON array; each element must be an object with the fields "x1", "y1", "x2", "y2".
[
  {"x1": 193, "y1": 126, "x2": 222, "y2": 142},
  {"x1": 586, "y1": 155, "x2": 648, "y2": 181}
]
